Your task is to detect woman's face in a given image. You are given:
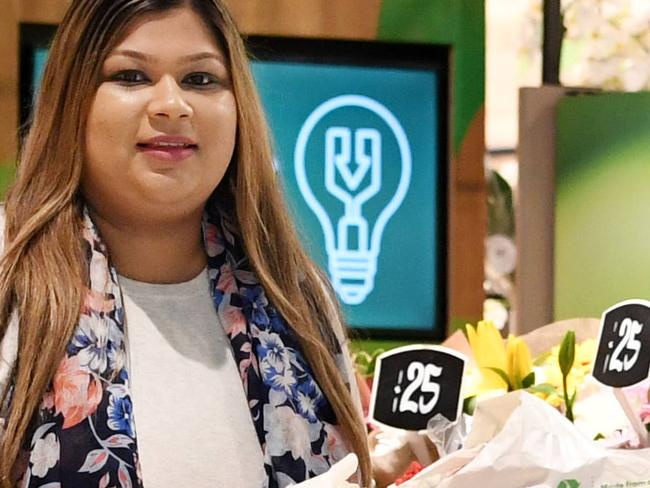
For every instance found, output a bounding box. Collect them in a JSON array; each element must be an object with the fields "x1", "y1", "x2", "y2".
[{"x1": 83, "y1": 7, "x2": 237, "y2": 224}]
